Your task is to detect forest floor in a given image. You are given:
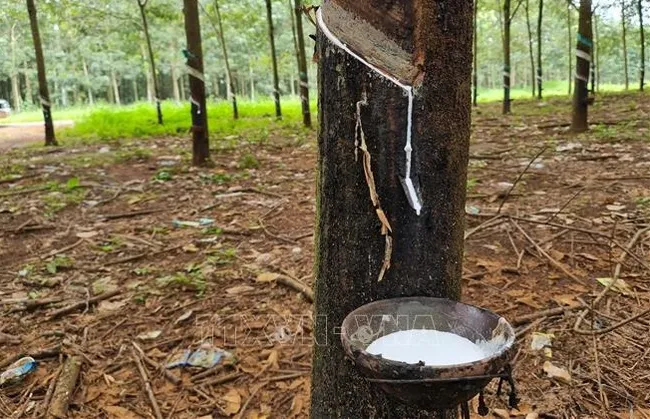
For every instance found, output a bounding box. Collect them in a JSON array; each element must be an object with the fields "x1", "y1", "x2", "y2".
[{"x1": 1, "y1": 92, "x2": 649, "y2": 418}]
